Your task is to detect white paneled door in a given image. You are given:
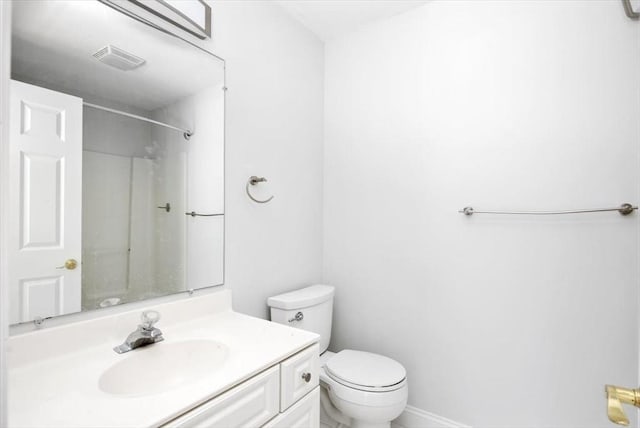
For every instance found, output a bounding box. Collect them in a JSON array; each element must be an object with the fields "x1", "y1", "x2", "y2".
[{"x1": 9, "y1": 80, "x2": 82, "y2": 323}]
